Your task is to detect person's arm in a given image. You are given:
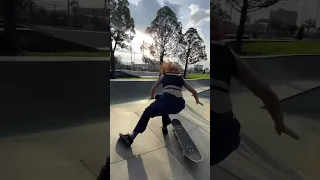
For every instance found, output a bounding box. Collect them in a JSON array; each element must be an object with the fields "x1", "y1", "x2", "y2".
[
  {"x1": 232, "y1": 51, "x2": 300, "y2": 140},
  {"x1": 231, "y1": 51, "x2": 283, "y2": 126},
  {"x1": 150, "y1": 75, "x2": 163, "y2": 99},
  {"x1": 183, "y1": 79, "x2": 202, "y2": 104}
]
